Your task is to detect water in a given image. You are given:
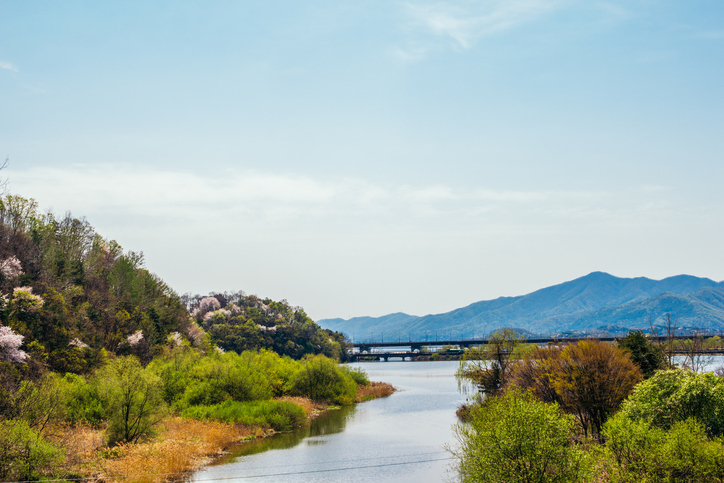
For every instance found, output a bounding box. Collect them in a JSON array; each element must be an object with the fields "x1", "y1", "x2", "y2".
[{"x1": 191, "y1": 361, "x2": 466, "y2": 483}]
